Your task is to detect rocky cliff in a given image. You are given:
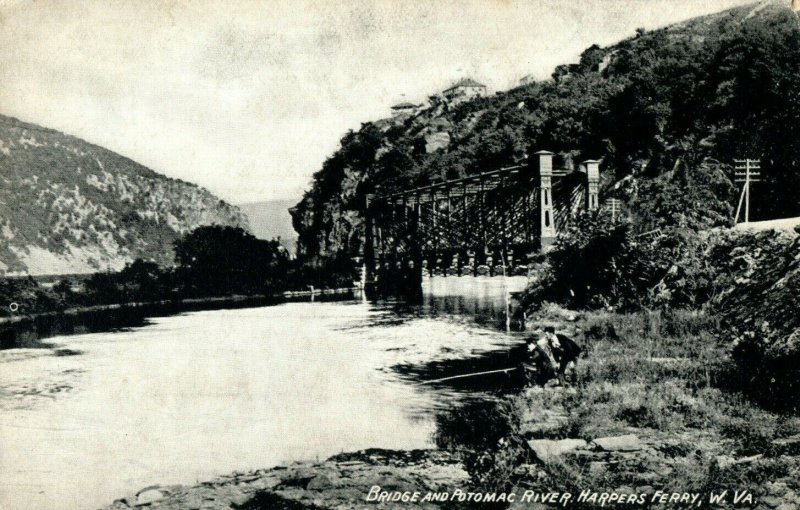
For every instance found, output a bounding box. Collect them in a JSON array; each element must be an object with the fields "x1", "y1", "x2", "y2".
[{"x1": 0, "y1": 114, "x2": 248, "y2": 275}]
